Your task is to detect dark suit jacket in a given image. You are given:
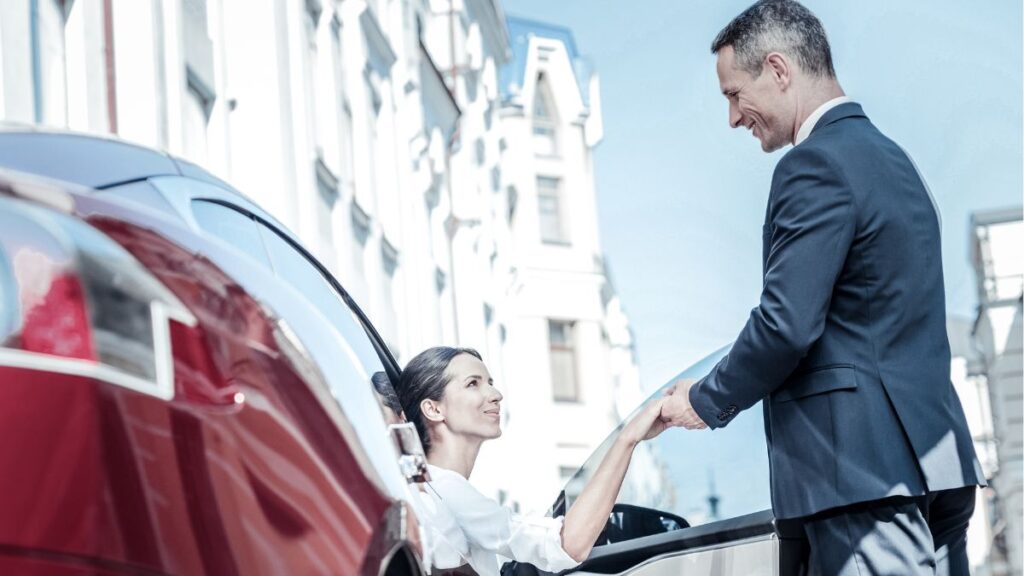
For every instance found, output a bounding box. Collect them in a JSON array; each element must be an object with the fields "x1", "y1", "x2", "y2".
[{"x1": 689, "y1": 102, "x2": 985, "y2": 520}]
